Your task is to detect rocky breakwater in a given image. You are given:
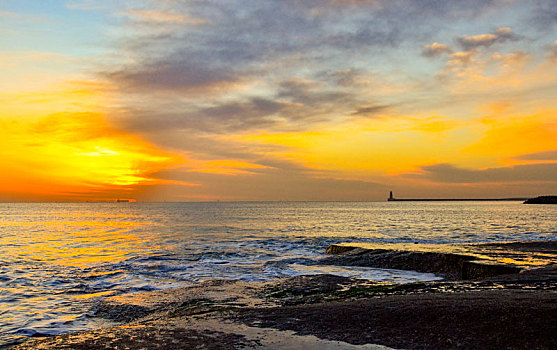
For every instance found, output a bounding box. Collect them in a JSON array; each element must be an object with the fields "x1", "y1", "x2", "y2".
[{"x1": 524, "y1": 195, "x2": 557, "y2": 204}]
